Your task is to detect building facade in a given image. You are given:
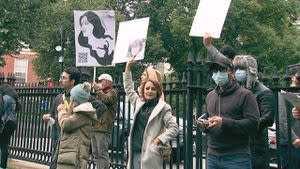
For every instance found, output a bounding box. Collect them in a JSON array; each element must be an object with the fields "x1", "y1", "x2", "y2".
[{"x1": 0, "y1": 48, "x2": 39, "y2": 83}]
